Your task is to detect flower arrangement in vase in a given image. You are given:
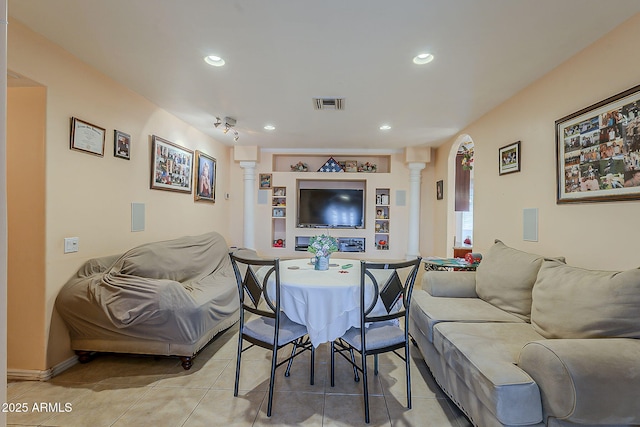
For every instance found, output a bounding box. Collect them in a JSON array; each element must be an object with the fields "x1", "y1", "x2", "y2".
[
  {"x1": 308, "y1": 234, "x2": 338, "y2": 271},
  {"x1": 460, "y1": 146, "x2": 474, "y2": 170},
  {"x1": 358, "y1": 162, "x2": 377, "y2": 172},
  {"x1": 290, "y1": 161, "x2": 309, "y2": 172}
]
